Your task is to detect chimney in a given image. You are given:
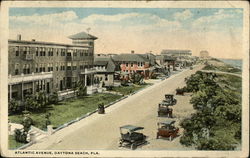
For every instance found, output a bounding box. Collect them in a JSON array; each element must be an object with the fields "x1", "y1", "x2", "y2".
[
  {"x1": 17, "y1": 34, "x2": 21, "y2": 41},
  {"x1": 131, "y1": 50, "x2": 135, "y2": 54},
  {"x1": 32, "y1": 39, "x2": 36, "y2": 42}
]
